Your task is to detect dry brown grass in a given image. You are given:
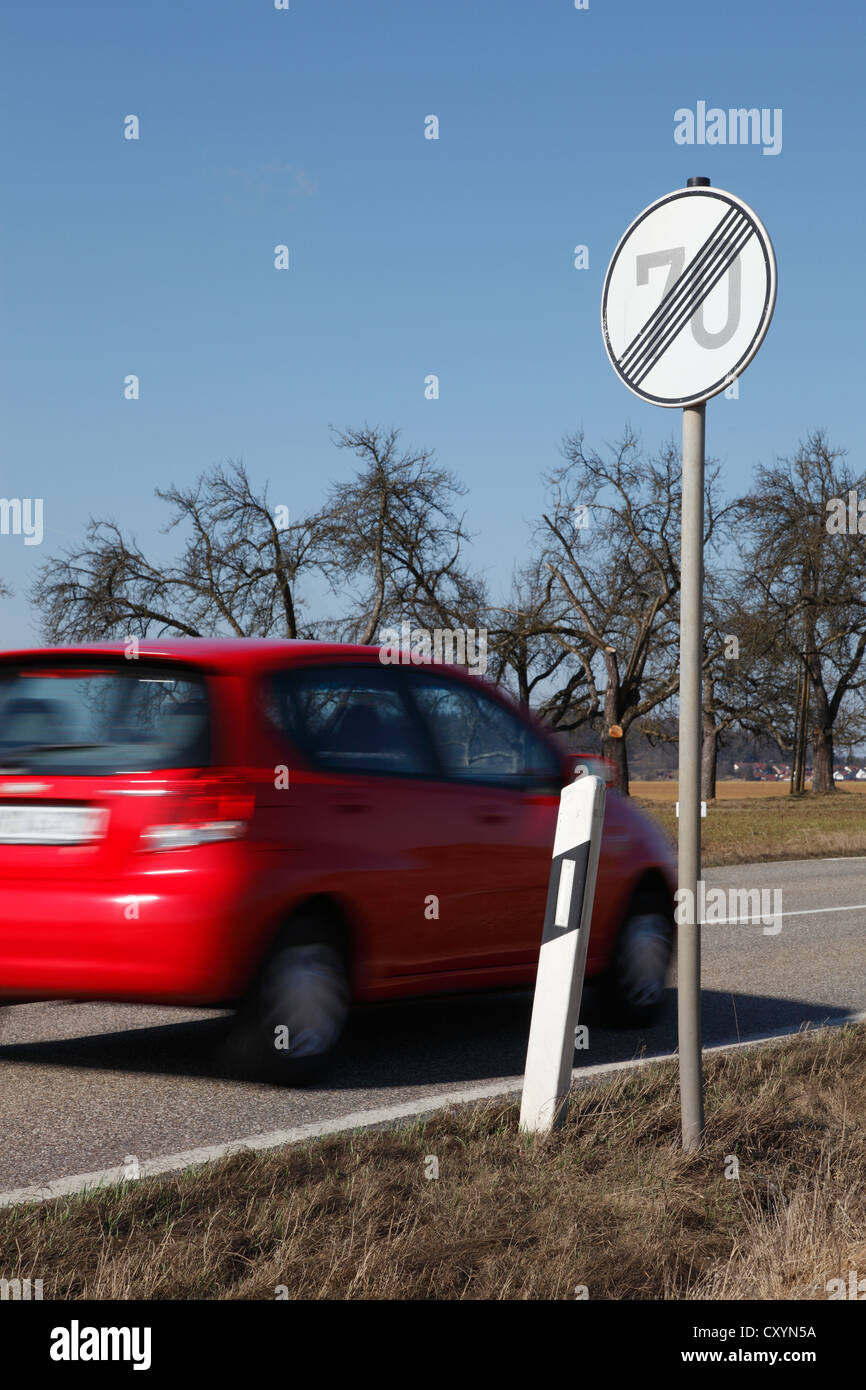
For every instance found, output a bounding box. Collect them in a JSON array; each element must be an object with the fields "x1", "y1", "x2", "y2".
[
  {"x1": 633, "y1": 784, "x2": 866, "y2": 867},
  {"x1": 1, "y1": 1025, "x2": 864, "y2": 1300}
]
